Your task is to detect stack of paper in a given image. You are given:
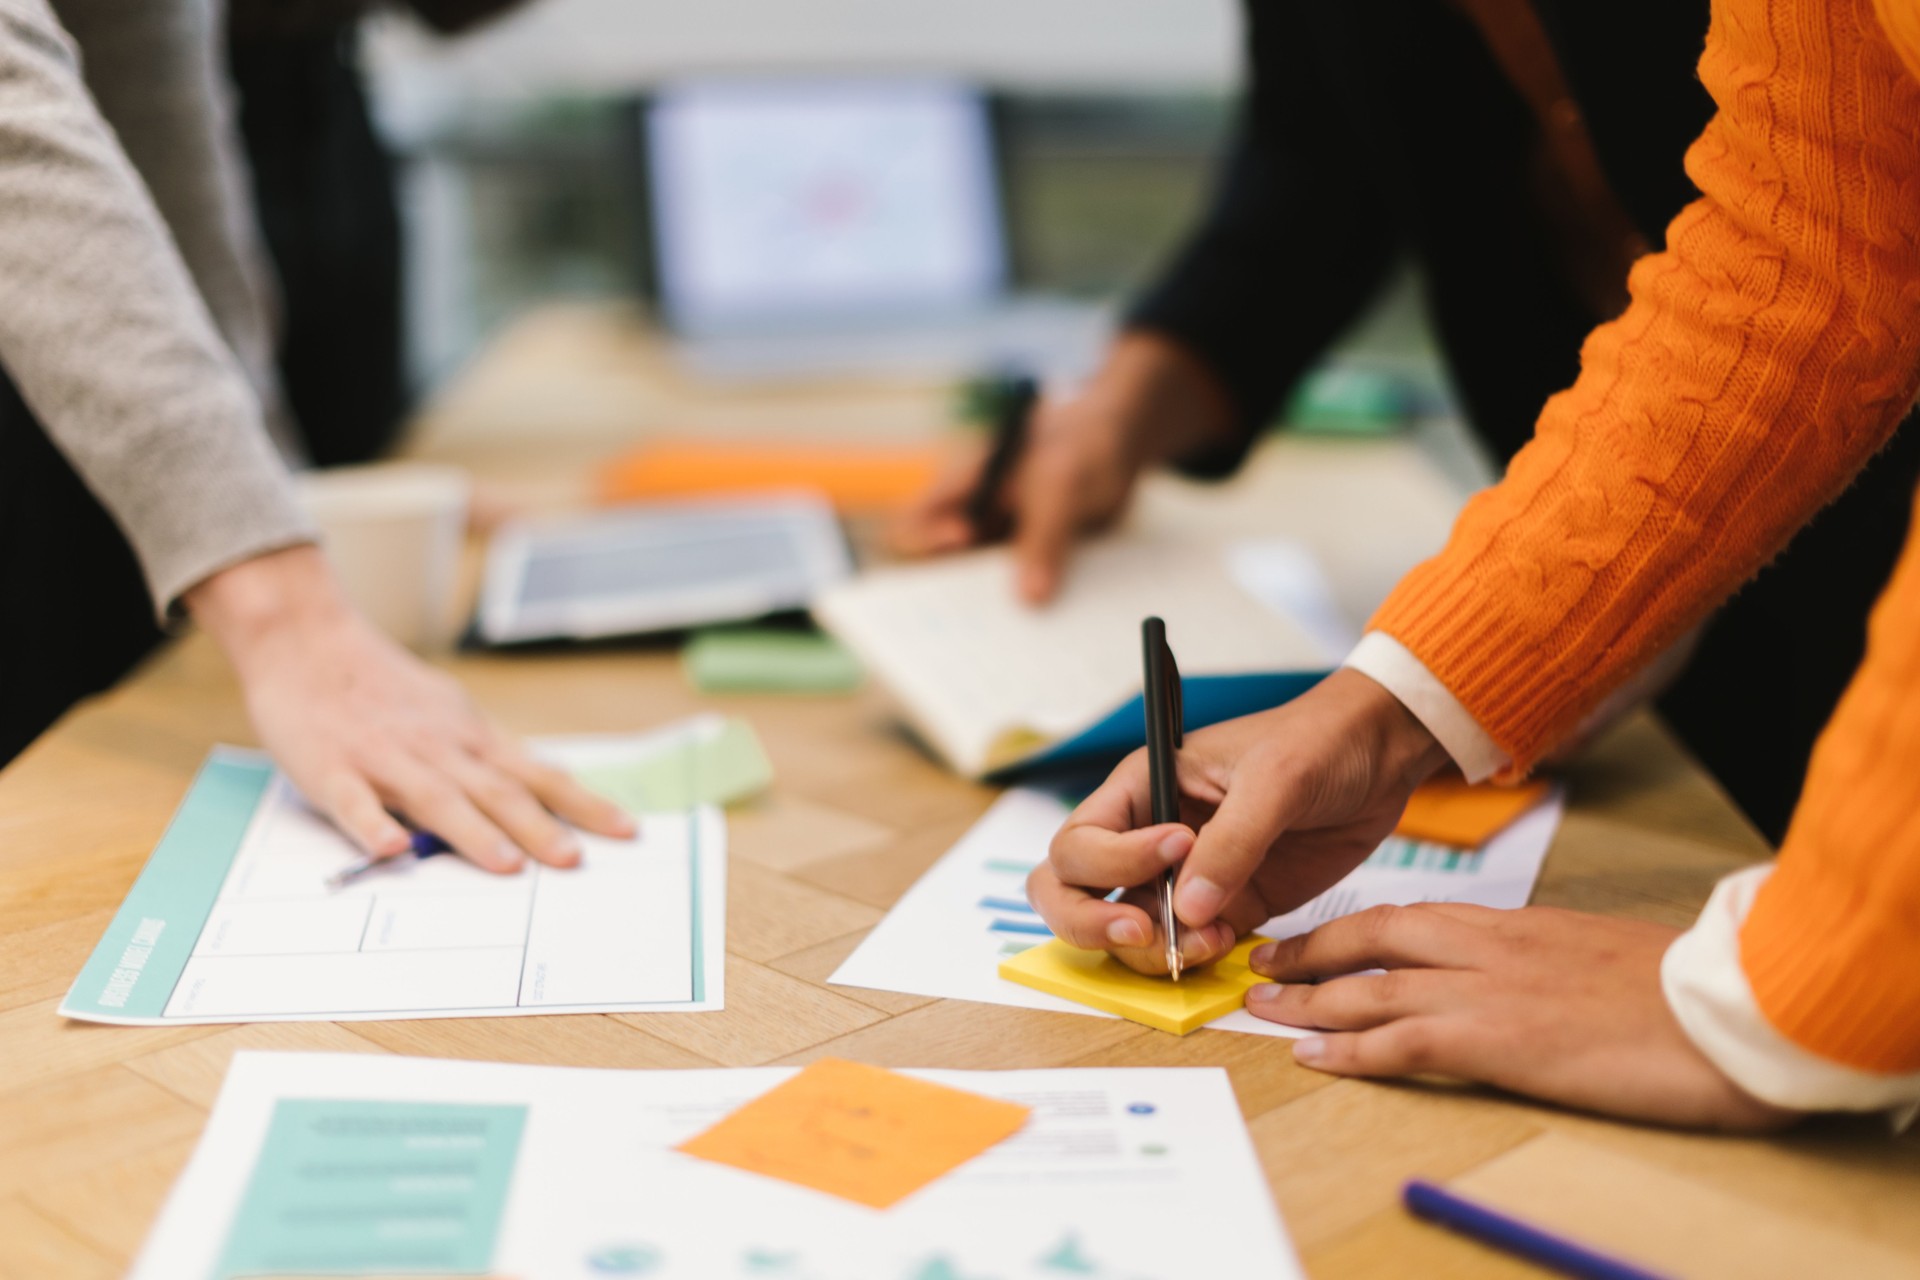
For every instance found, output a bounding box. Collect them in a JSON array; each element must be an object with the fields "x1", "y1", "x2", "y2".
[{"x1": 132, "y1": 1051, "x2": 1305, "y2": 1280}]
